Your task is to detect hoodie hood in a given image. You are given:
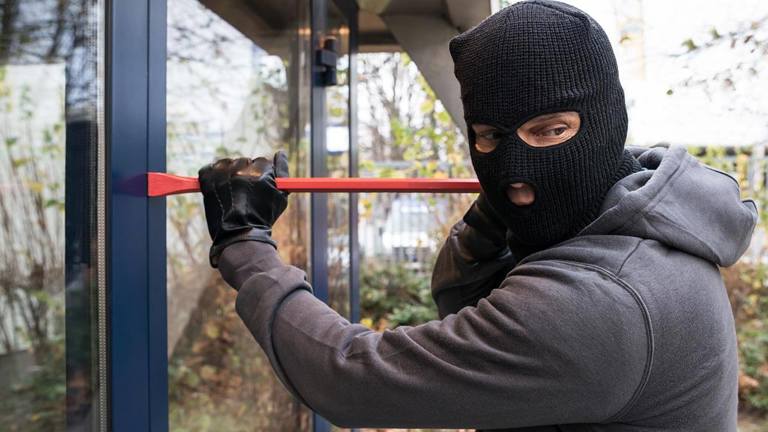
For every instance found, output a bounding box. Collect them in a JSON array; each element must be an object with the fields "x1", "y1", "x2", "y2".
[{"x1": 581, "y1": 145, "x2": 758, "y2": 266}]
